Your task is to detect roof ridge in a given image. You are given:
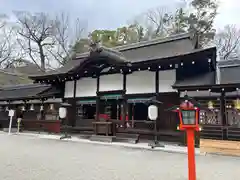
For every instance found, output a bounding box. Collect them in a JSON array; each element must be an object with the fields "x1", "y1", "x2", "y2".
[
  {"x1": 0, "y1": 69, "x2": 27, "y2": 76},
  {"x1": 1, "y1": 83, "x2": 50, "y2": 90},
  {"x1": 113, "y1": 32, "x2": 192, "y2": 51},
  {"x1": 74, "y1": 32, "x2": 192, "y2": 59}
]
